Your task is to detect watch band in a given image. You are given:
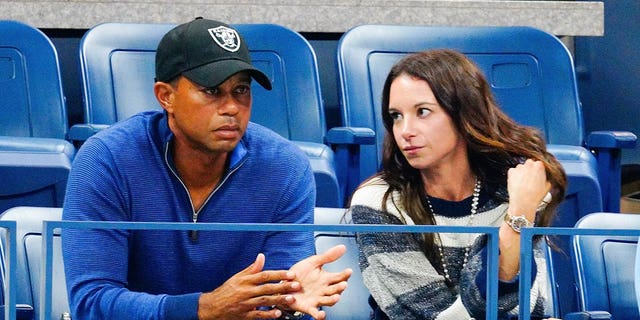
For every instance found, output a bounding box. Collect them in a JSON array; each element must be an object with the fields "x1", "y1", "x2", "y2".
[
  {"x1": 273, "y1": 306, "x2": 306, "y2": 320},
  {"x1": 504, "y1": 213, "x2": 533, "y2": 233}
]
